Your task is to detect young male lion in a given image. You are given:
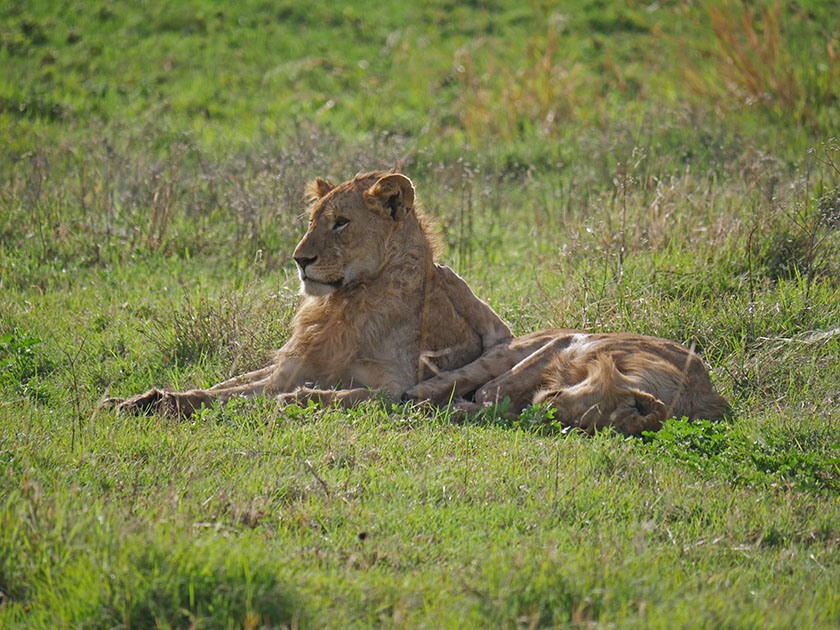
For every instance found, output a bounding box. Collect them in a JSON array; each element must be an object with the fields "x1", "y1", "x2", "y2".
[
  {"x1": 109, "y1": 171, "x2": 512, "y2": 416},
  {"x1": 405, "y1": 329, "x2": 729, "y2": 435}
]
